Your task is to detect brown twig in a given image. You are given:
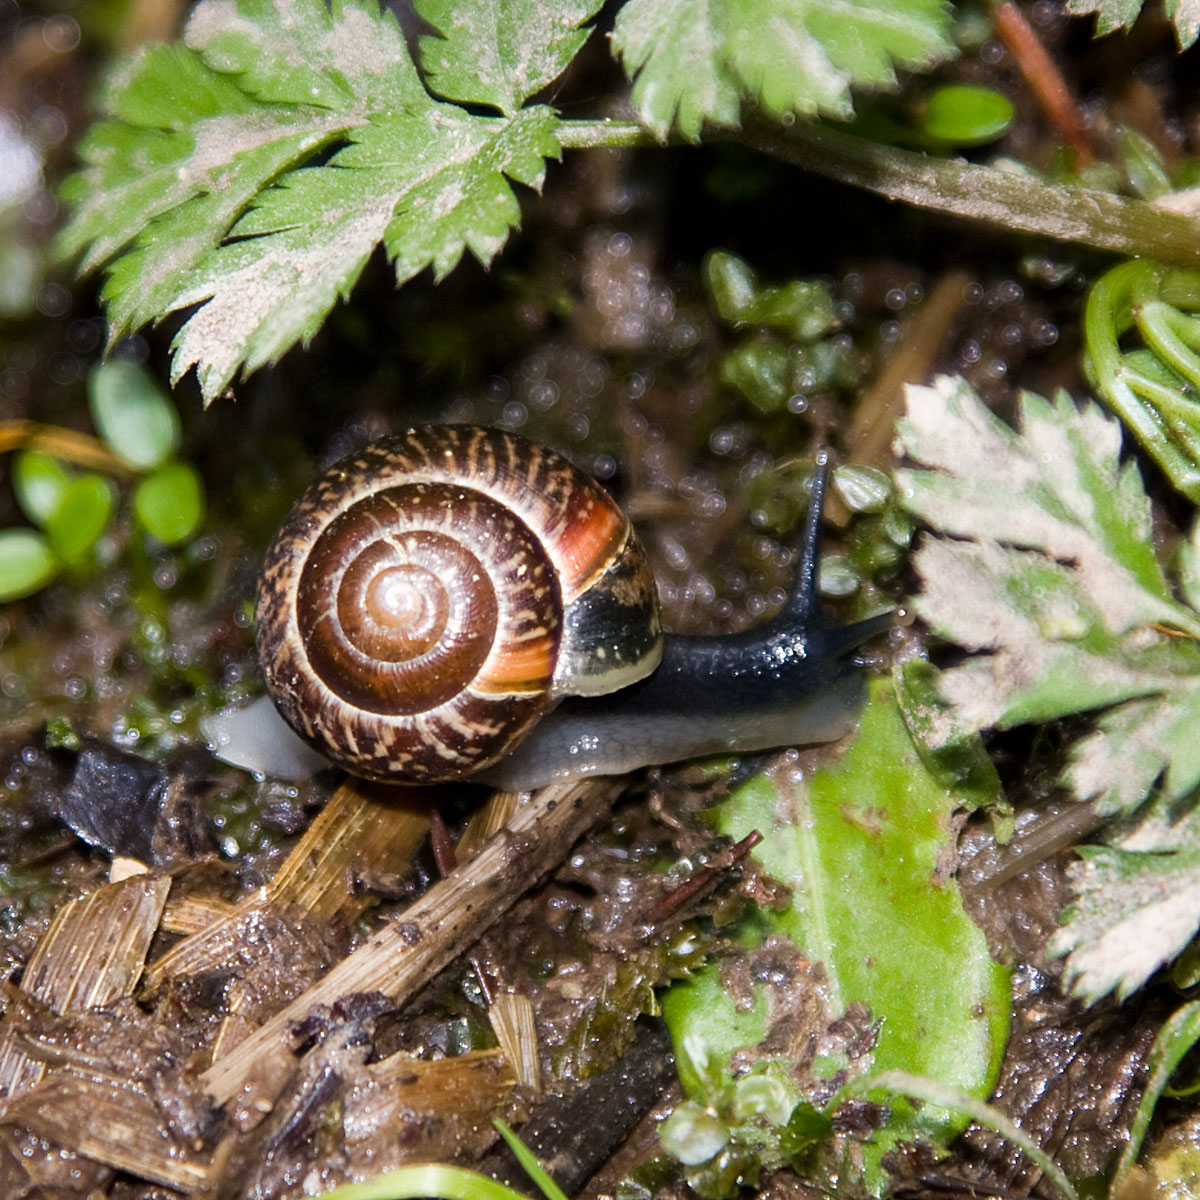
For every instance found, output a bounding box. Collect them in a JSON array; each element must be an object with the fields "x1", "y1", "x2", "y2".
[
  {"x1": 992, "y1": 1, "x2": 1095, "y2": 166},
  {"x1": 0, "y1": 420, "x2": 136, "y2": 478},
  {"x1": 641, "y1": 830, "x2": 763, "y2": 925},
  {"x1": 830, "y1": 268, "x2": 970, "y2": 526},
  {"x1": 200, "y1": 779, "x2": 625, "y2": 1109},
  {"x1": 429, "y1": 807, "x2": 458, "y2": 877}
]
